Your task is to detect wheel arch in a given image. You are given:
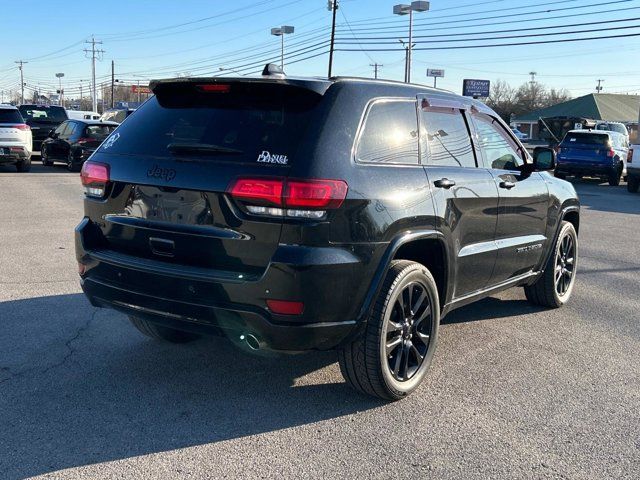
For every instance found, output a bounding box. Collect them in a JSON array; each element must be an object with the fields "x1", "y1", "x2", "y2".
[{"x1": 357, "y1": 230, "x2": 450, "y2": 322}]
